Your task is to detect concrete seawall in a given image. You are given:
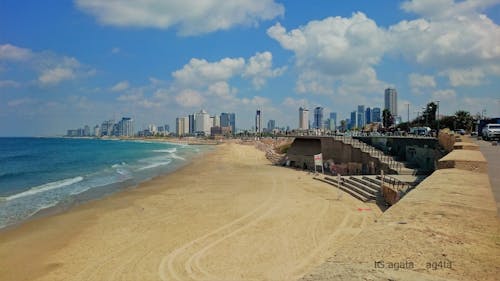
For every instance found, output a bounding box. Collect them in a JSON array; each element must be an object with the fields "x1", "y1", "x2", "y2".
[{"x1": 300, "y1": 133, "x2": 500, "y2": 280}]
